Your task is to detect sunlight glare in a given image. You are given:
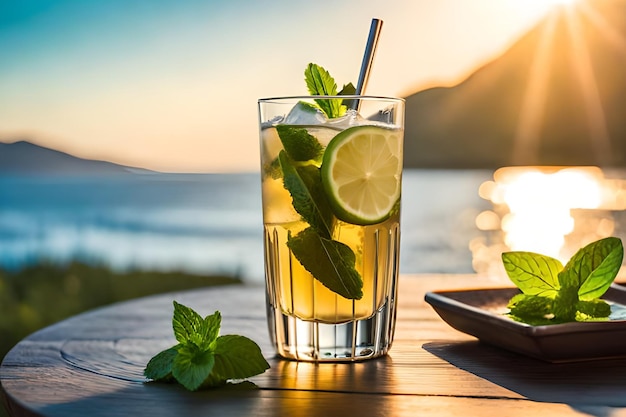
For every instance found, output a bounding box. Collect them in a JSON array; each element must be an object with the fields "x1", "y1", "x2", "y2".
[
  {"x1": 518, "y1": 0, "x2": 580, "y2": 21},
  {"x1": 471, "y1": 166, "x2": 626, "y2": 280},
  {"x1": 497, "y1": 168, "x2": 602, "y2": 258},
  {"x1": 524, "y1": 0, "x2": 579, "y2": 12}
]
